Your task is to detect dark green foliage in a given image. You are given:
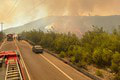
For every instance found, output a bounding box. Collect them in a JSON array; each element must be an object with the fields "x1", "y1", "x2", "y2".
[
  {"x1": 21, "y1": 26, "x2": 120, "y2": 76},
  {"x1": 59, "y1": 51, "x2": 66, "y2": 58},
  {"x1": 70, "y1": 56, "x2": 76, "y2": 63},
  {"x1": 111, "y1": 52, "x2": 120, "y2": 73},
  {"x1": 92, "y1": 48, "x2": 103, "y2": 66},
  {"x1": 102, "y1": 49, "x2": 113, "y2": 66},
  {"x1": 95, "y1": 70, "x2": 103, "y2": 77}
]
